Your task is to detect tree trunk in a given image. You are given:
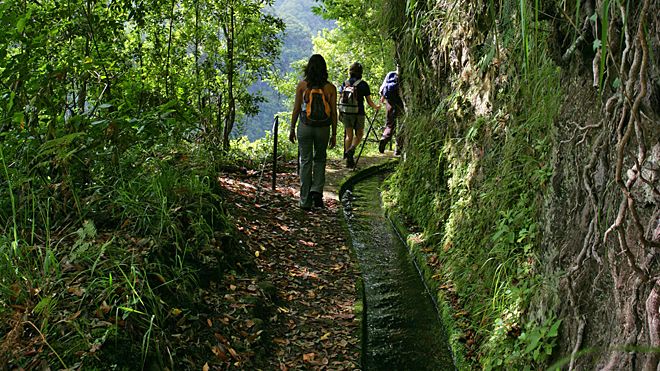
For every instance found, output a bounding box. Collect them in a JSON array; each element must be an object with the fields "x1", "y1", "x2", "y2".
[
  {"x1": 77, "y1": 39, "x2": 89, "y2": 115},
  {"x1": 194, "y1": 0, "x2": 201, "y2": 112},
  {"x1": 217, "y1": 91, "x2": 223, "y2": 146},
  {"x1": 222, "y1": 1, "x2": 235, "y2": 151},
  {"x1": 165, "y1": 0, "x2": 176, "y2": 98}
]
